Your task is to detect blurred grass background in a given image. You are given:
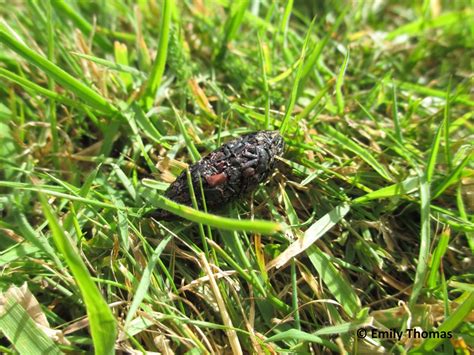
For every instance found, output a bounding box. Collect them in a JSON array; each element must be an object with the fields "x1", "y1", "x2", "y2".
[{"x1": 0, "y1": 0, "x2": 473, "y2": 353}]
